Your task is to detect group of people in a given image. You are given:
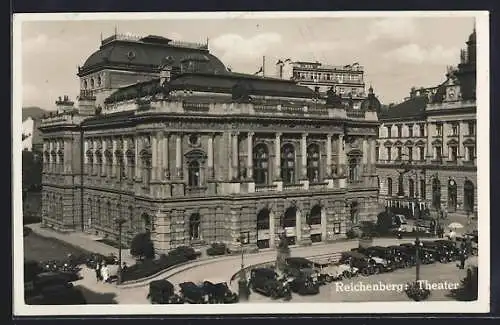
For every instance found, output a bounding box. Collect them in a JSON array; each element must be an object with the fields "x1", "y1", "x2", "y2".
[{"x1": 94, "y1": 261, "x2": 111, "y2": 283}]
